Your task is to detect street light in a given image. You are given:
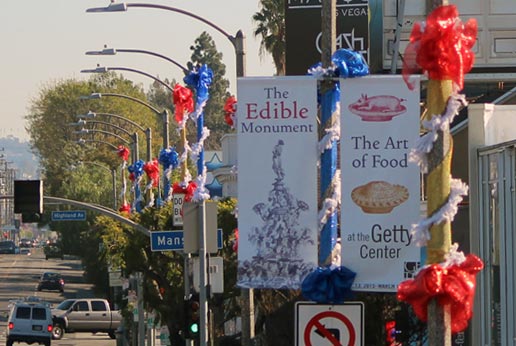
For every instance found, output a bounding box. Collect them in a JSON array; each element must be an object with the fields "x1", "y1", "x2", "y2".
[
  {"x1": 81, "y1": 65, "x2": 173, "y2": 92},
  {"x1": 86, "y1": 2, "x2": 246, "y2": 77},
  {"x1": 84, "y1": 48, "x2": 190, "y2": 181},
  {"x1": 76, "y1": 111, "x2": 153, "y2": 162},
  {"x1": 85, "y1": 46, "x2": 189, "y2": 74},
  {"x1": 70, "y1": 120, "x2": 144, "y2": 161},
  {"x1": 76, "y1": 138, "x2": 119, "y2": 151},
  {"x1": 85, "y1": 4, "x2": 249, "y2": 345},
  {"x1": 80, "y1": 92, "x2": 169, "y2": 150},
  {"x1": 74, "y1": 128, "x2": 139, "y2": 162}
]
